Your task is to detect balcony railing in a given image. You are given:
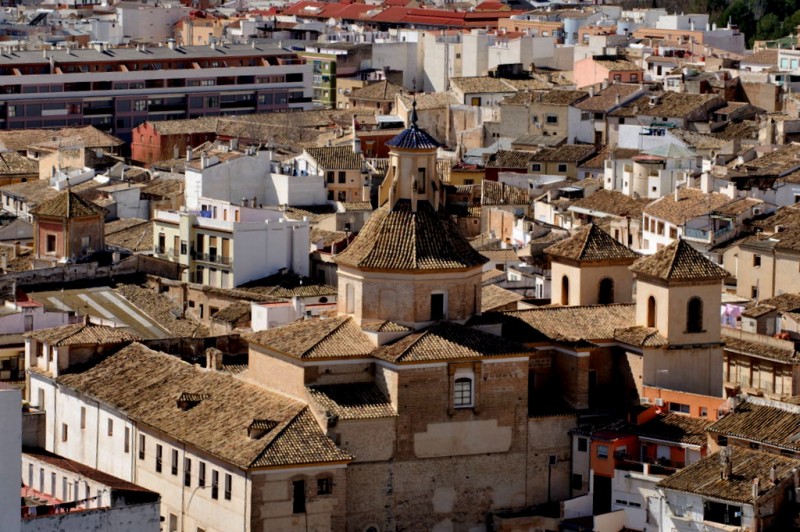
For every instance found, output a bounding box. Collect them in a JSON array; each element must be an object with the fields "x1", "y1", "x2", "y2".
[{"x1": 192, "y1": 252, "x2": 232, "y2": 266}]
